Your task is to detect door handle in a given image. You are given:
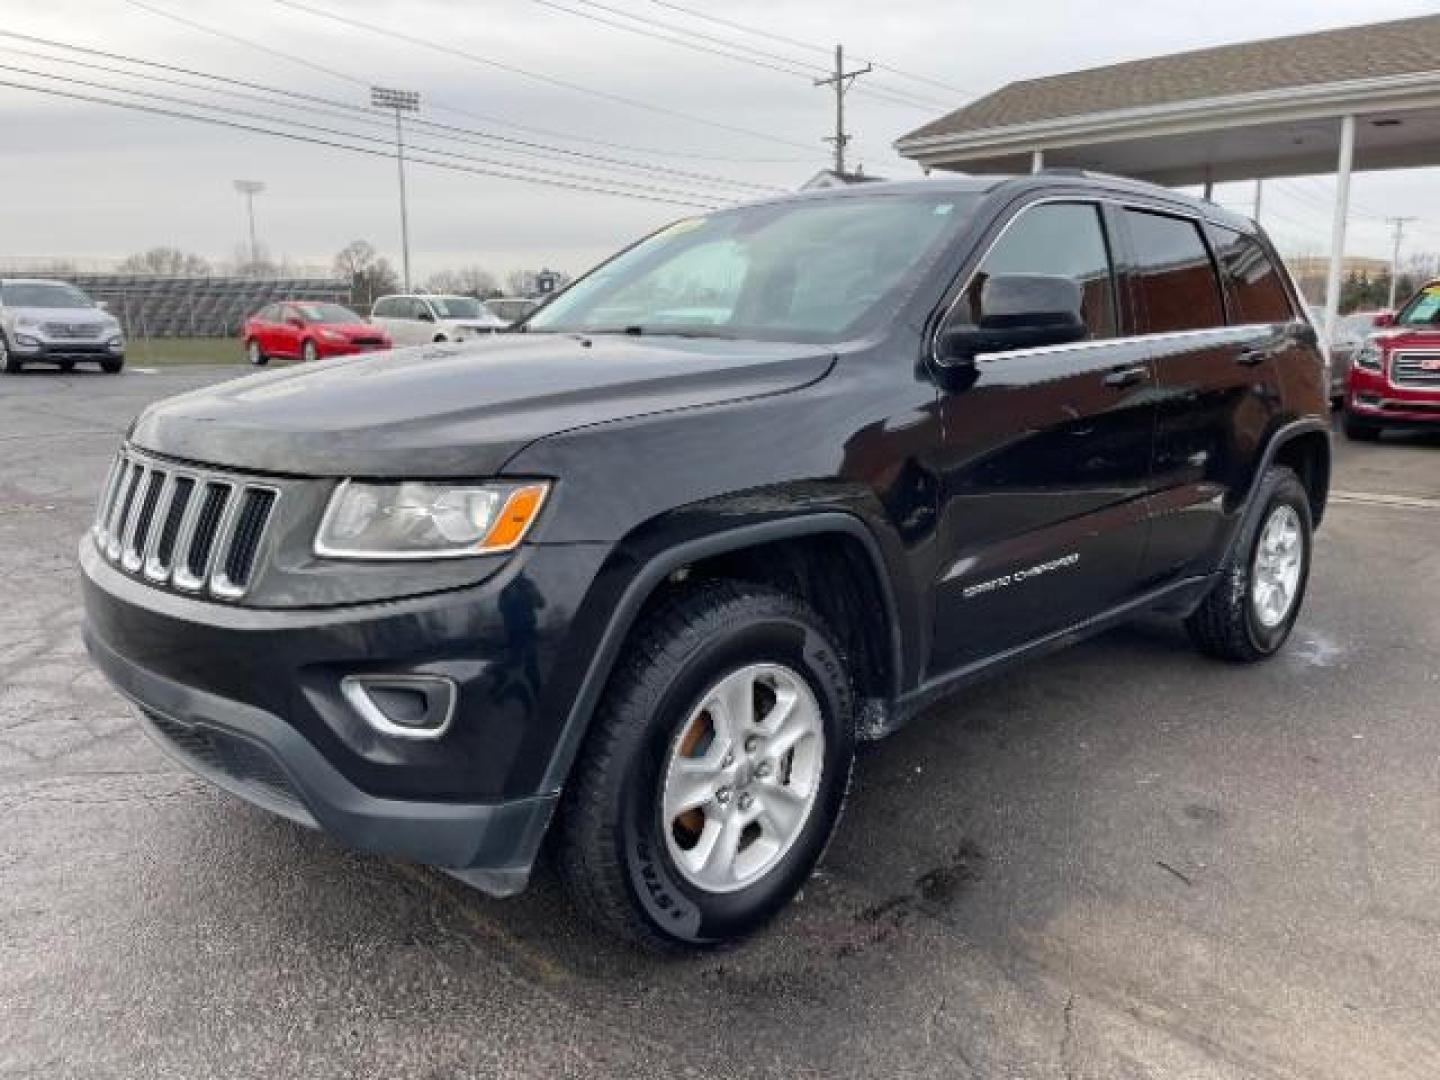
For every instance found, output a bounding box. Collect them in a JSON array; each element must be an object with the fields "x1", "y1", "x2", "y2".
[
  {"x1": 1236, "y1": 349, "x2": 1268, "y2": 367},
  {"x1": 1103, "y1": 364, "x2": 1148, "y2": 388}
]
